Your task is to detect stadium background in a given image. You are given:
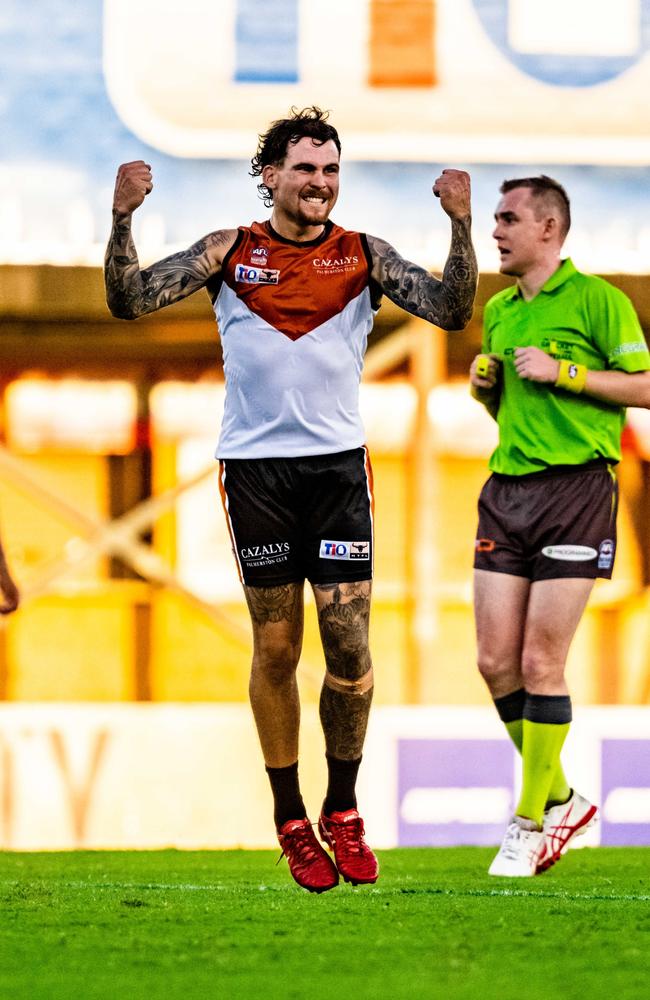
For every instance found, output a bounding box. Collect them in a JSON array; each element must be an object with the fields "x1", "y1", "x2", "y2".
[{"x1": 1, "y1": 0, "x2": 650, "y2": 850}]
